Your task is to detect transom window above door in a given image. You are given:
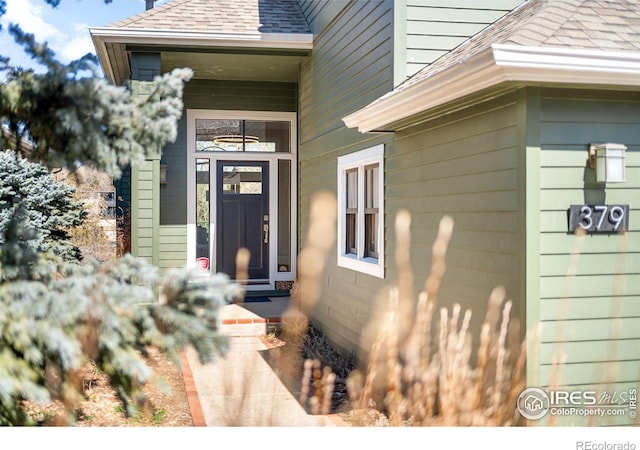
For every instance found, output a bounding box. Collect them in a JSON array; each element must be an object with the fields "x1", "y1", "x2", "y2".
[{"x1": 196, "y1": 119, "x2": 291, "y2": 153}]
